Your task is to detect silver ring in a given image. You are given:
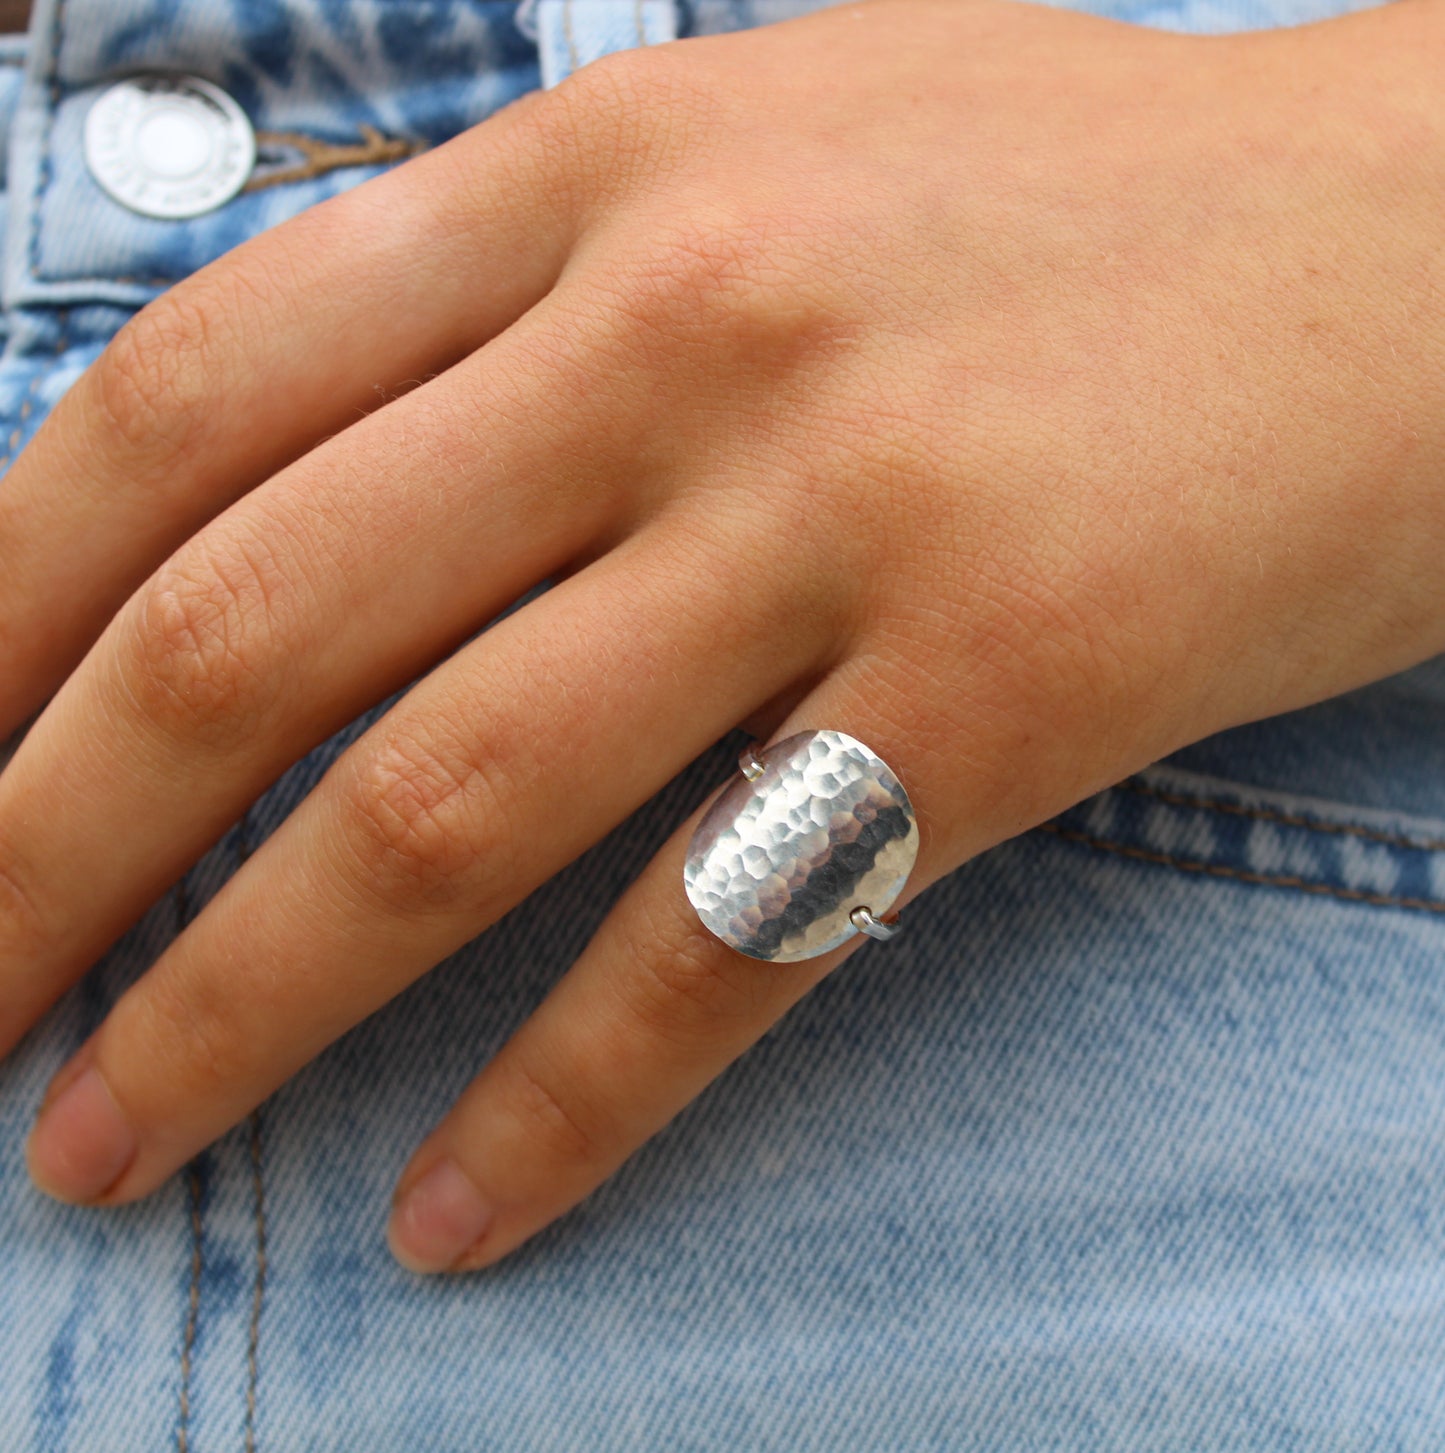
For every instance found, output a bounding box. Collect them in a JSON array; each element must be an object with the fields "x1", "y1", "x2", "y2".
[
  {"x1": 682, "y1": 728, "x2": 919, "y2": 963},
  {"x1": 849, "y1": 905, "x2": 901, "y2": 940}
]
